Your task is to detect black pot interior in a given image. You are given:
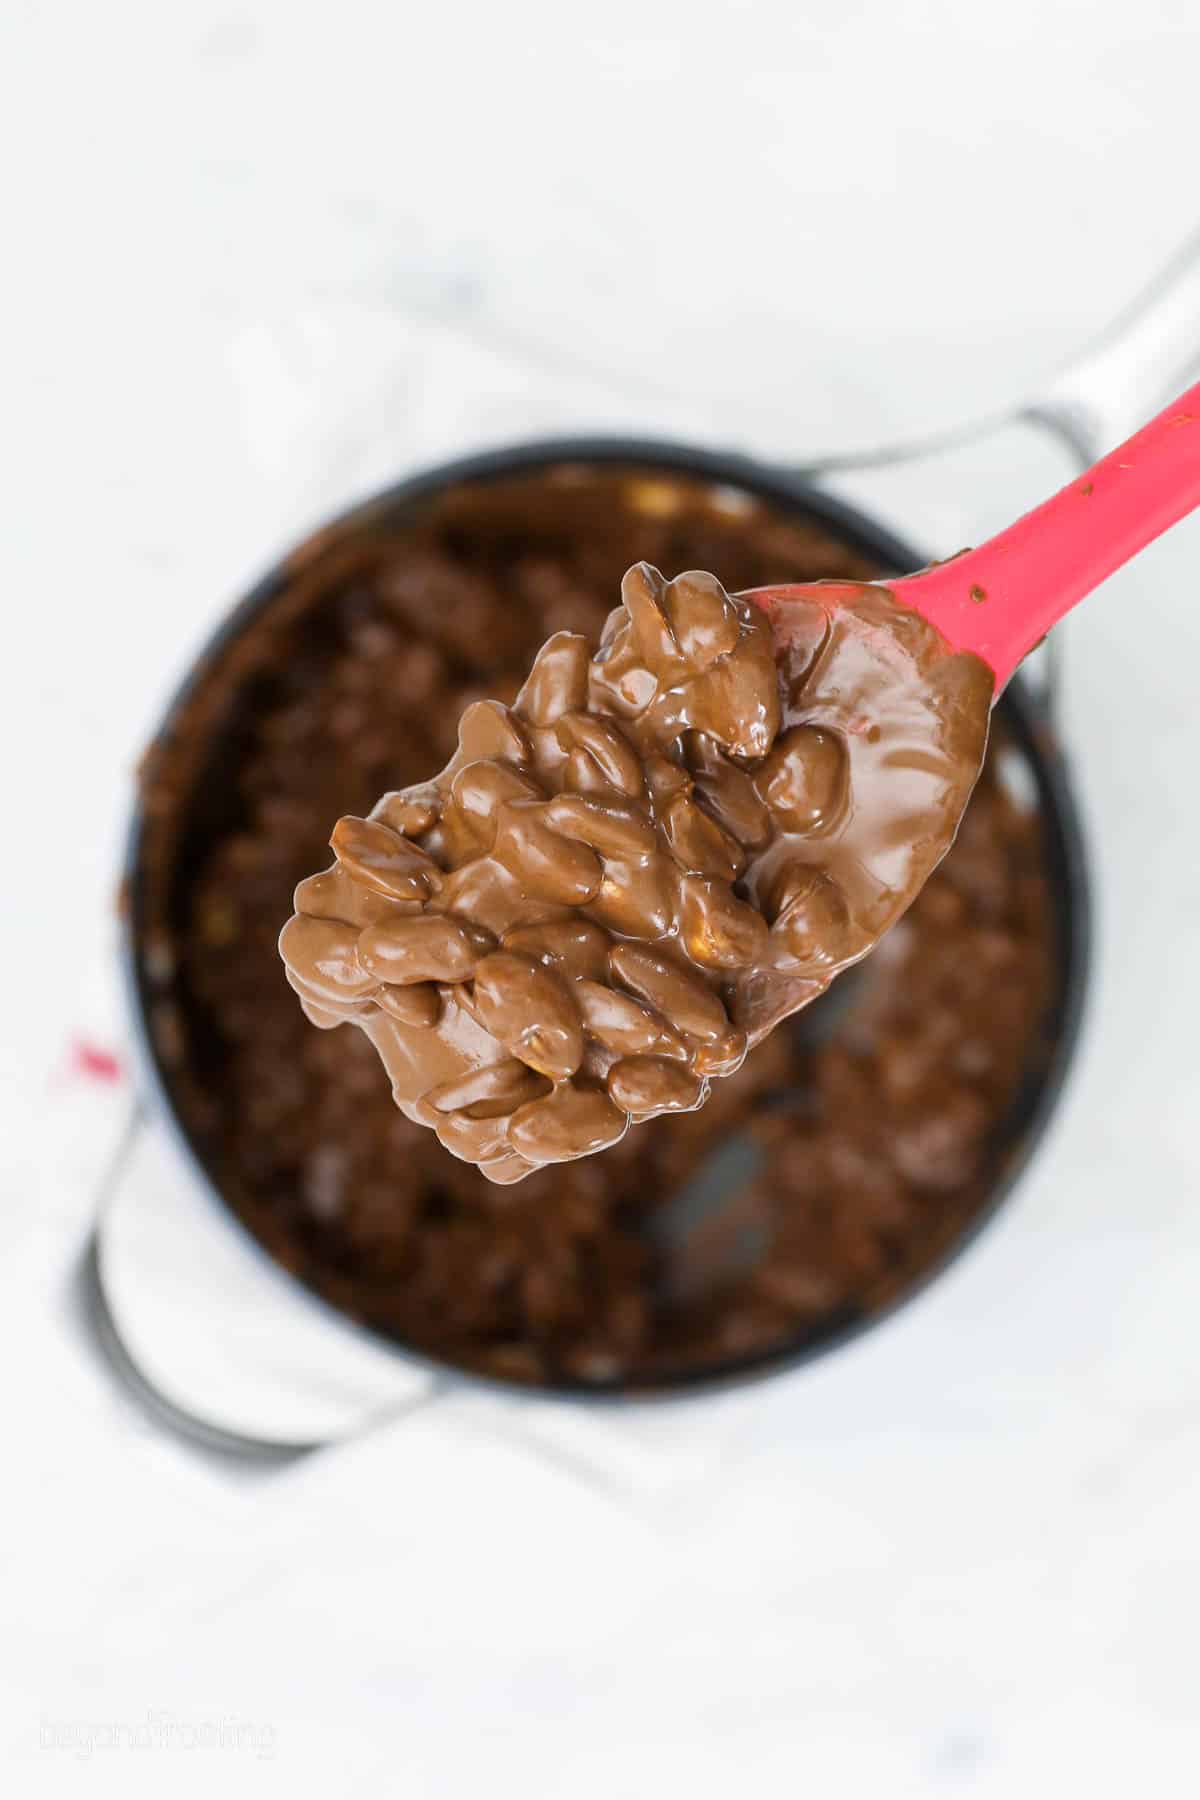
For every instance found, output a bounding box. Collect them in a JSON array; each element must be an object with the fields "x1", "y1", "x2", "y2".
[{"x1": 126, "y1": 442, "x2": 1091, "y2": 1398}]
